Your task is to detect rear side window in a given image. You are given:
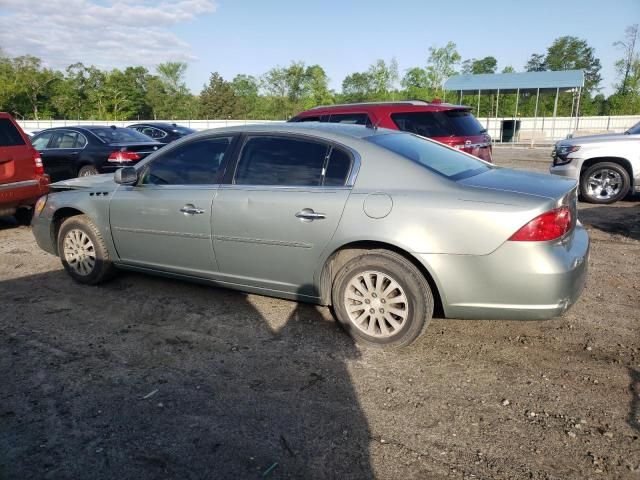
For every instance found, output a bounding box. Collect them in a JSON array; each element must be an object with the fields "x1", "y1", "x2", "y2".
[
  {"x1": 324, "y1": 148, "x2": 352, "y2": 186},
  {"x1": 141, "y1": 137, "x2": 231, "y2": 185},
  {"x1": 50, "y1": 131, "x2": 87, "y2": 149},
  {"x1": 368, "y1": 133, "x2": 489, "y2": 180},
  {"x1": 328, "y1": 113, "x2": 372, "y2": 126},
  {"x1": 0, "y1": 118, "x2": 26, "y2": 146},
  {"x1": 234, "y1": 136, "x2": 329, "y2": 186},
  {"x1": 391, "y1": 110, "x2": 485, "y2": 137}
]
